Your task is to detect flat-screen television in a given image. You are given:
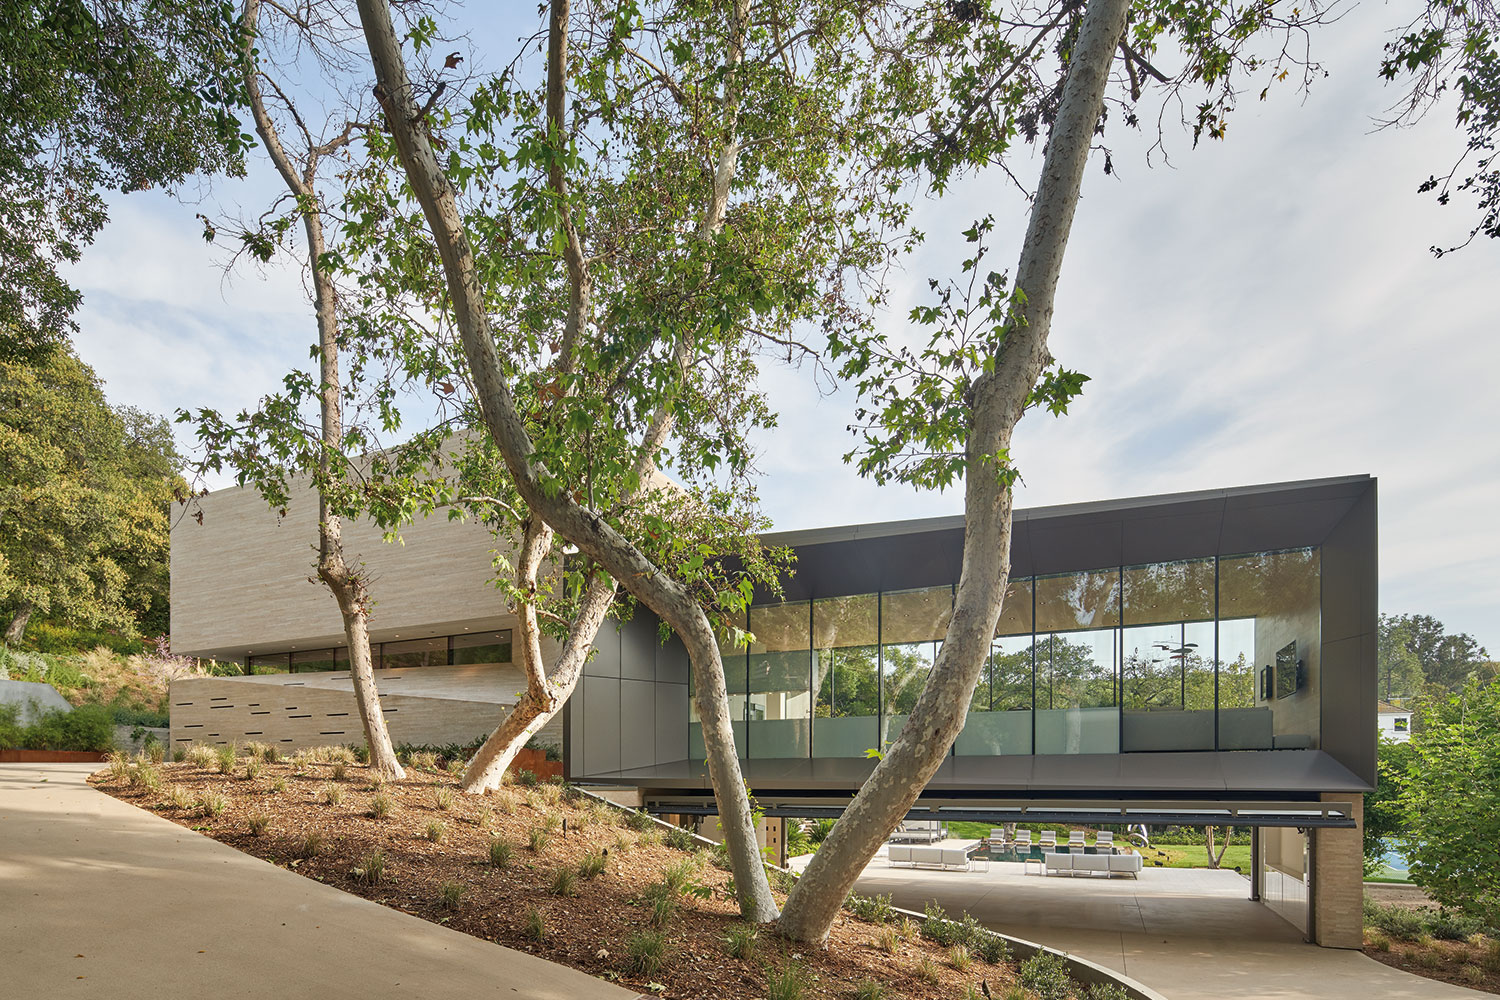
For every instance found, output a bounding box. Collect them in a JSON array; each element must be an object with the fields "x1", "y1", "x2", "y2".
[{"x1": 1275, "y1": 640, "x2": 1299, "y2": 699}]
